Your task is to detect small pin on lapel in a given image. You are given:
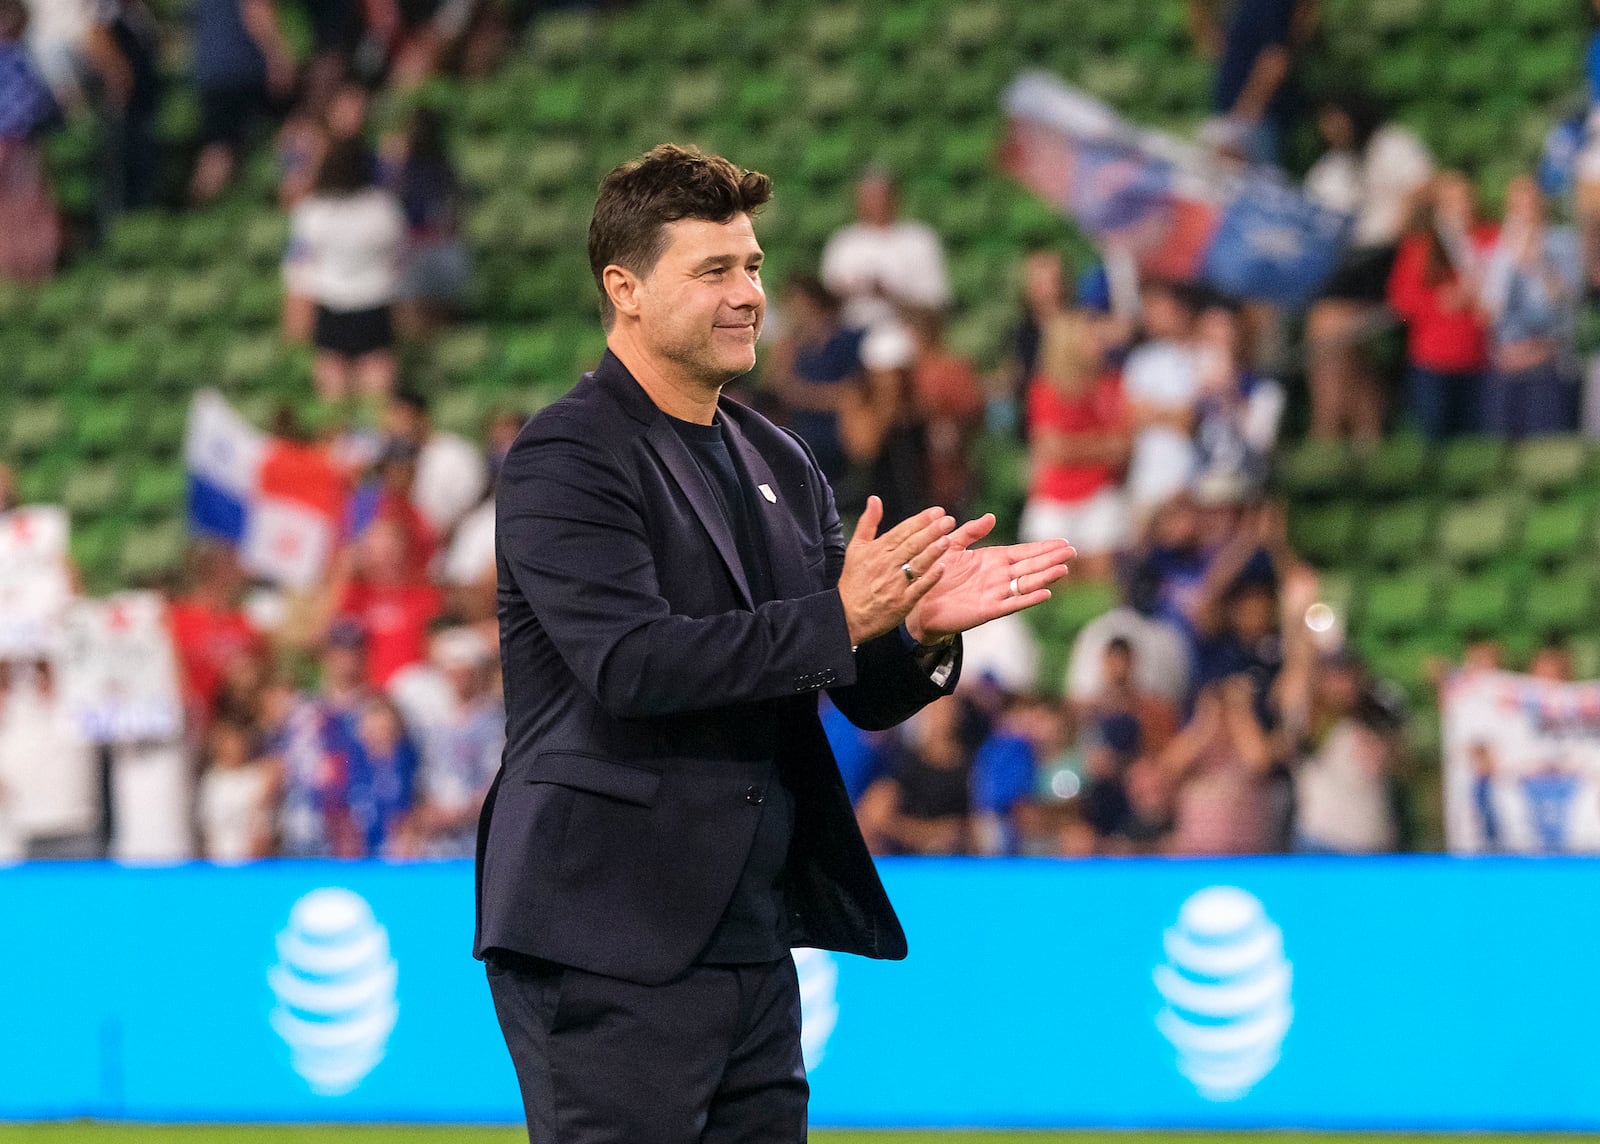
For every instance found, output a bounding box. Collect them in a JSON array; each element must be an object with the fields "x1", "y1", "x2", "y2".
[{"x1": 758, "y1": 483, "x2": 777, "y2": 503}]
